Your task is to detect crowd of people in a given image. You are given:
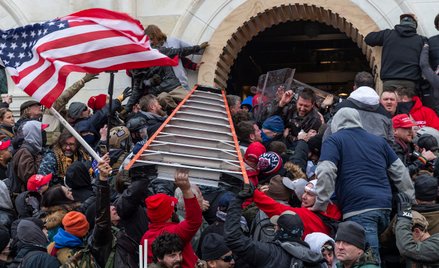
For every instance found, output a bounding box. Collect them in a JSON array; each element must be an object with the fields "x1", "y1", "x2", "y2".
[{"x1": 0, "y1": 12, "x2": 438, "y2": 268}]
